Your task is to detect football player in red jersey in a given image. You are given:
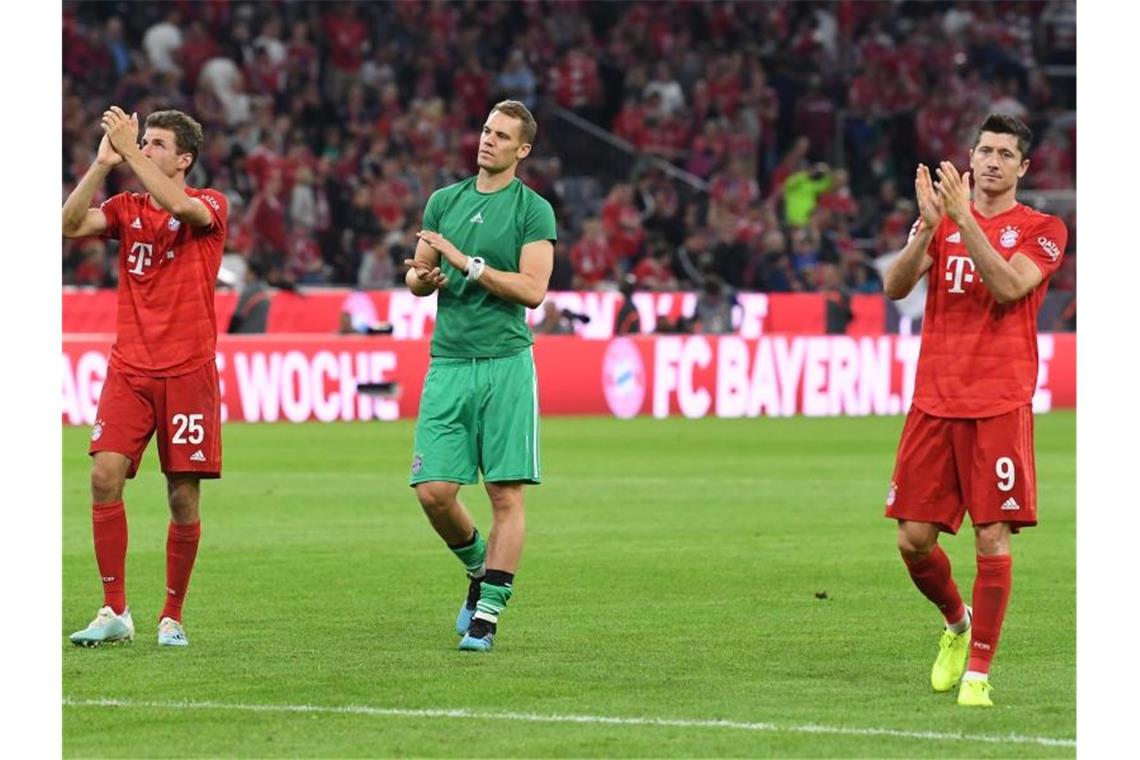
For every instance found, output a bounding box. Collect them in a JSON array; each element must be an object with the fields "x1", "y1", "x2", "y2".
[
  {"x1": 882, "y1": 114, "x2": 1068, "y2": 707},
  {"x1": 62, "y1": 107, "x2": 228, "y2": 648}
]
